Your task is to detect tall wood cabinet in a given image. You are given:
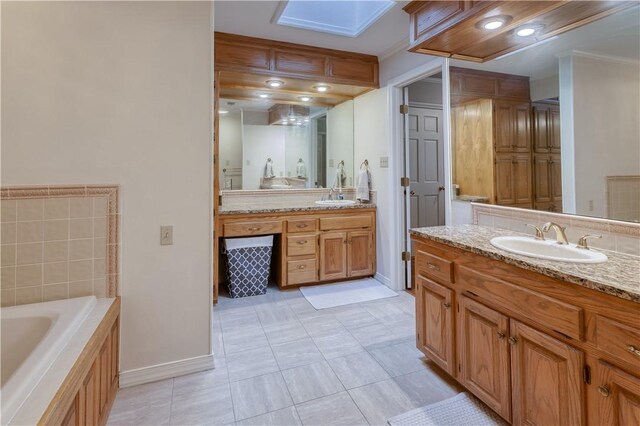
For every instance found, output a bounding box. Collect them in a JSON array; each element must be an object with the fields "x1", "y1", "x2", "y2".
[
  {"x1": 532, "y1": 102, "x2": 563, "y2": 212},
  {"x1": 412, "y1": 235, "x2": 640, "y2": 425}
]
